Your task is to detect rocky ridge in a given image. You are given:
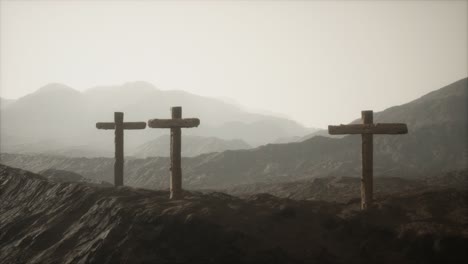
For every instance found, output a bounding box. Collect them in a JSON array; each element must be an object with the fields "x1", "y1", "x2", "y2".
[{"x1": 0, "y1": 164, "x2": 467, "y2": 264}]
